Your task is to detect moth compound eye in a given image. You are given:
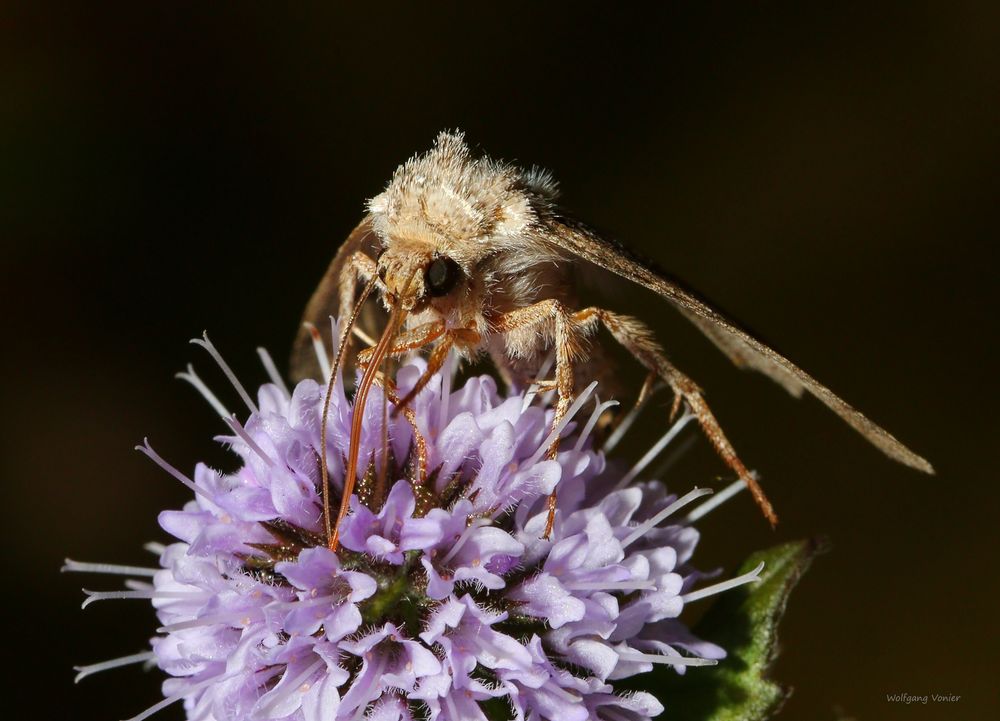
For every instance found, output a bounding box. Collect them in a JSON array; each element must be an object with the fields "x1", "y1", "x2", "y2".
[{"x1": 425, "y1": 256, "x2": 461, "y2": 297}]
